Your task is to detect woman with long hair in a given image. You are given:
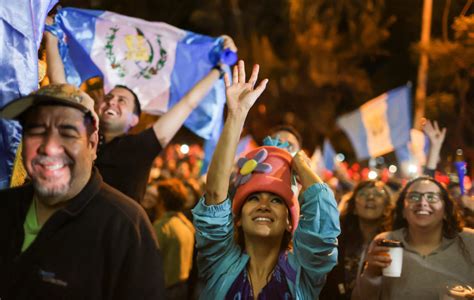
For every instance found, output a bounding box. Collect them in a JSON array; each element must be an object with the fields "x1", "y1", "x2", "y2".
[
  {"x1": 192, "y1": 61, "x2": 340, "y2": 299},
  {"x1": 353, "y1": 176, "x2": 474, "y2": 299},
  {"x1": 321, "y1": 180, "x2": 393, "y2": 299}
]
